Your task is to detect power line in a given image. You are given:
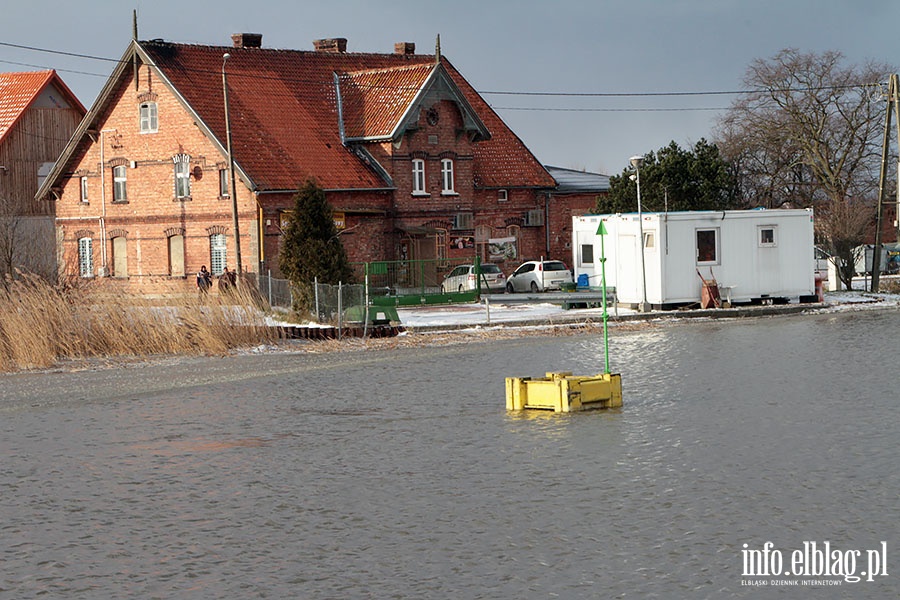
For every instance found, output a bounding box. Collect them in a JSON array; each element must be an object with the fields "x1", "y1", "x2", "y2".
[
  {"x1": 0, "y1": 59, "x2": 108, "y2": 79},
  {"x1": 491, "y1": 106, "x2": 728, "y2": 113},
  {"x1": 0, "y1": 40, "x2": 886, "y2": 105}
]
